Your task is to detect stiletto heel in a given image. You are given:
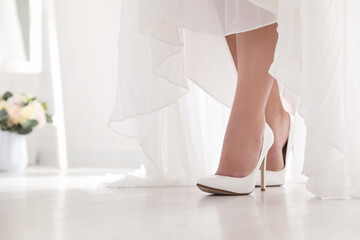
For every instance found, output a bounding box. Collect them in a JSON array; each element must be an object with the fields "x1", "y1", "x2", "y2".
[
  {"x1": 260, "y1": 156, "x2": 266, "y2": 191},
  {"x1": 256, "y1": 113, "x2": 296, "y2": 187},
  {"x1": 196, "y1": 123, "x2": 274, "y2": 195}
]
